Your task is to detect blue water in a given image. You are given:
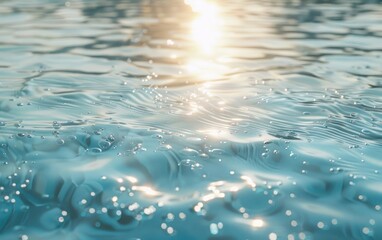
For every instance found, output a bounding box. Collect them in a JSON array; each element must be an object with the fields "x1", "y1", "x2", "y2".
[{"x1": 1, "y1": 0, "x2": 382, "y2": 239}]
